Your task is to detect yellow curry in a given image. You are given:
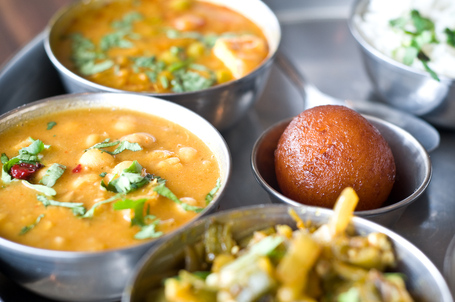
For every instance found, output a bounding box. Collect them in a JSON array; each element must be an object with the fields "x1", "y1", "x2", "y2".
[
  {"x1": 53, "y1": 0, "x2": 269, "y2": 93},
  {"x1": 0, "y1": 108, "x2": 220, "y2": 251}
]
